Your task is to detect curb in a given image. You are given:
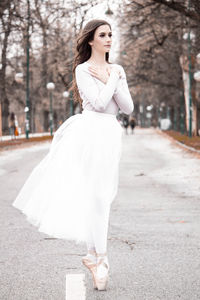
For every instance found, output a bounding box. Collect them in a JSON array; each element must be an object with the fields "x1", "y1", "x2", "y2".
[{"x1": 155, "y1": 128, "x2": 200, "y2": 155}]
